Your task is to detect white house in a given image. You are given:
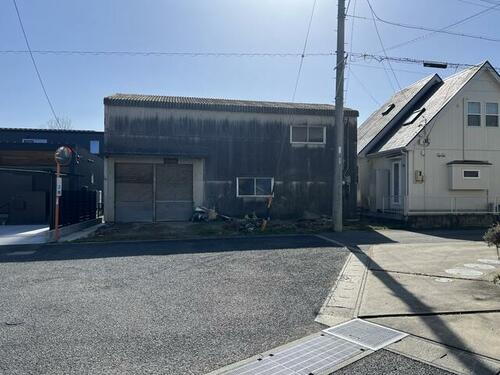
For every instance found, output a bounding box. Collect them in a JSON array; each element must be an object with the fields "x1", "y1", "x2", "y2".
[{"x1": 358, "y1": 61, "x2": 500, "y2": 226}]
